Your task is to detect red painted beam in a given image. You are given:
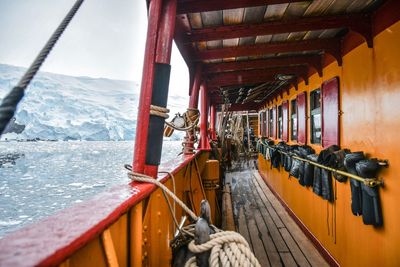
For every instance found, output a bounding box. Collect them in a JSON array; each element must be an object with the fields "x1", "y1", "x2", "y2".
[
  {"x1": 189, "y1": 64, "x2": 202, "y2": 108},
  {"x1": 228, "y1": 102, "x2": 262, "y2": 112},
  {"x1": 210, "y1": 104, "x2": 217, "y2": 140},
  {"x1": 177, "y1": 0, "x2": 307, "y2": 14},
  {"x1": 203, "y1": 54, "x2": 323, "y2": 77},
  {"x1": 199, "y1": 82, "x2": 211, "y2": 150},
  {"x1": 207, "y1": 66, "x2": 309, "y2": 87},
  {"x1": 196, "y1": 37, "x2": 343, "y2": 66},
  {"x1": 186, "y1": 13, "x2": 372, "y2": 45},
  {"x1": 132, "y1": 0, "x2": 163, "y2": 174}
]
